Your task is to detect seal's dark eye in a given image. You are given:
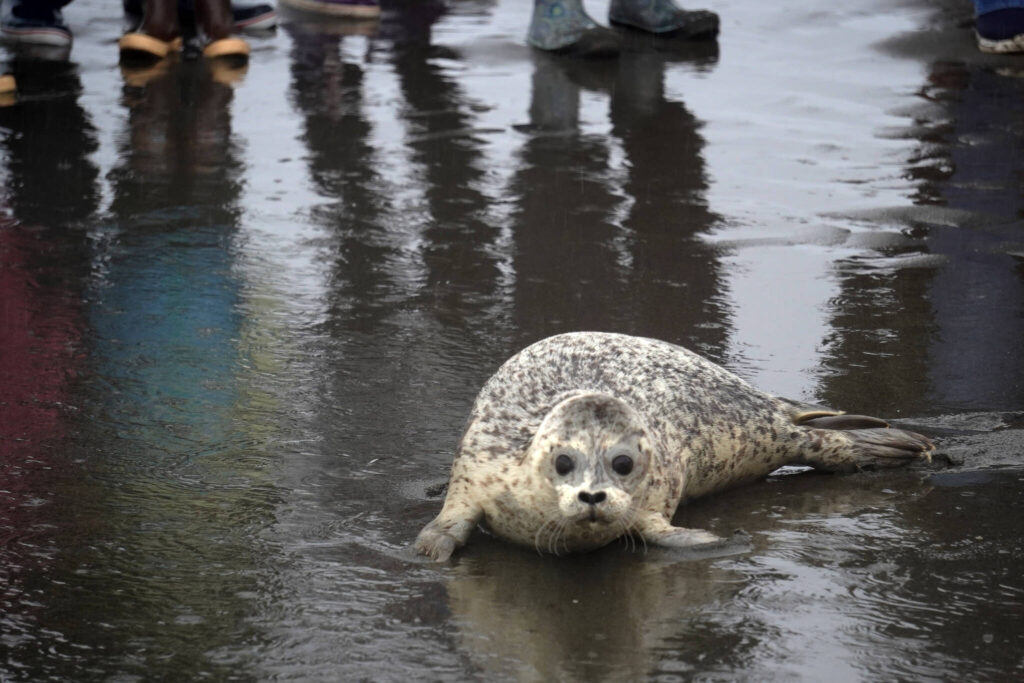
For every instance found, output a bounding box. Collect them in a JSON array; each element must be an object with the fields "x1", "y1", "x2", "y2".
[
  {"x1": 554, "y1": 454, "x2": 574, "y2": 476},
  {"x1": 611, "y1": 455, "x2": 634, "y2": 476}
]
